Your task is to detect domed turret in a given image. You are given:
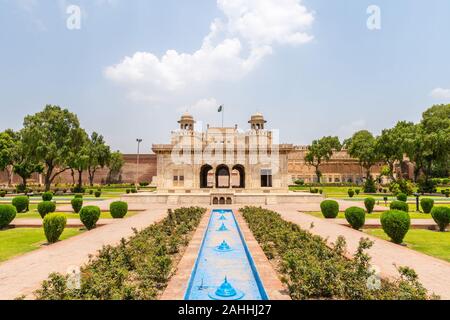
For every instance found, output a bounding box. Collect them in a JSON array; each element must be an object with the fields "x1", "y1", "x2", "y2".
[
  {"x1": 249, "y1": 112, "x2": 267, "y2": 130},
  {"x1": 178, "y1": 112, "x2": 195, "y2": 130}
]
